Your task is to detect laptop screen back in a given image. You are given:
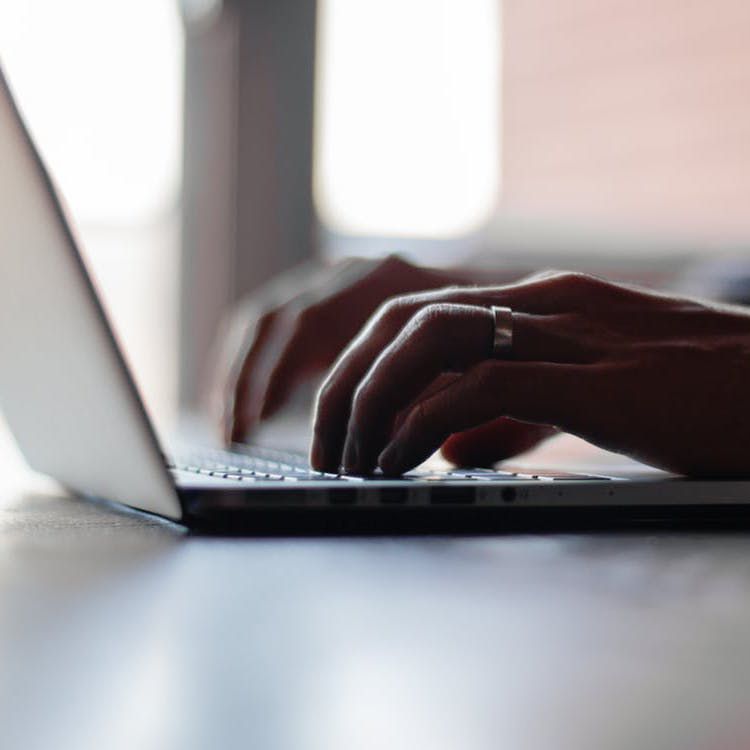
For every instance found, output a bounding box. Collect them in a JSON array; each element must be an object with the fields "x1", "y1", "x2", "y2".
[{"x1": 0, "y1": 65, "x2": 180, "y2": 519}]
